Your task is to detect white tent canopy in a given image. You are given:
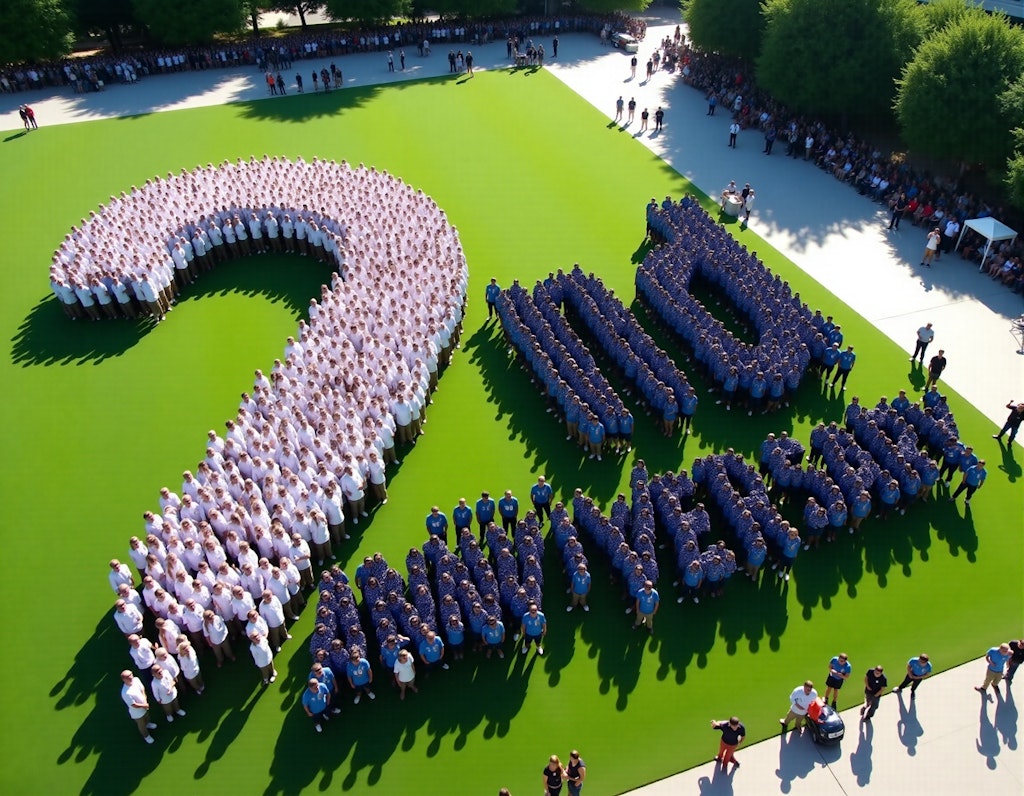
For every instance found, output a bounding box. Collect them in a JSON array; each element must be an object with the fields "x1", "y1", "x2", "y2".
[{"x1": 955, "y1": 217, "x2": 1018, "y2": 271}]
